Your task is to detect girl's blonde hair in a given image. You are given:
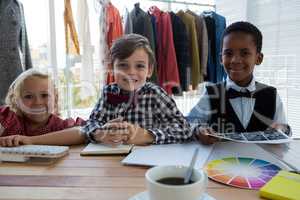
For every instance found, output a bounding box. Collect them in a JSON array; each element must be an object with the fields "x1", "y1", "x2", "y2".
[{"x1": 5, "y1": 69, "x2": 59, "y2": 114}]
